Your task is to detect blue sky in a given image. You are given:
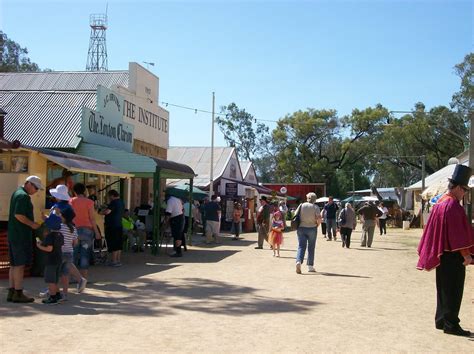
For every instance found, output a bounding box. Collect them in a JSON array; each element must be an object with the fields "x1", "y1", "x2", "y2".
[{"x1": 1, "y1": 0, "x2": 472, "y2": 147}]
